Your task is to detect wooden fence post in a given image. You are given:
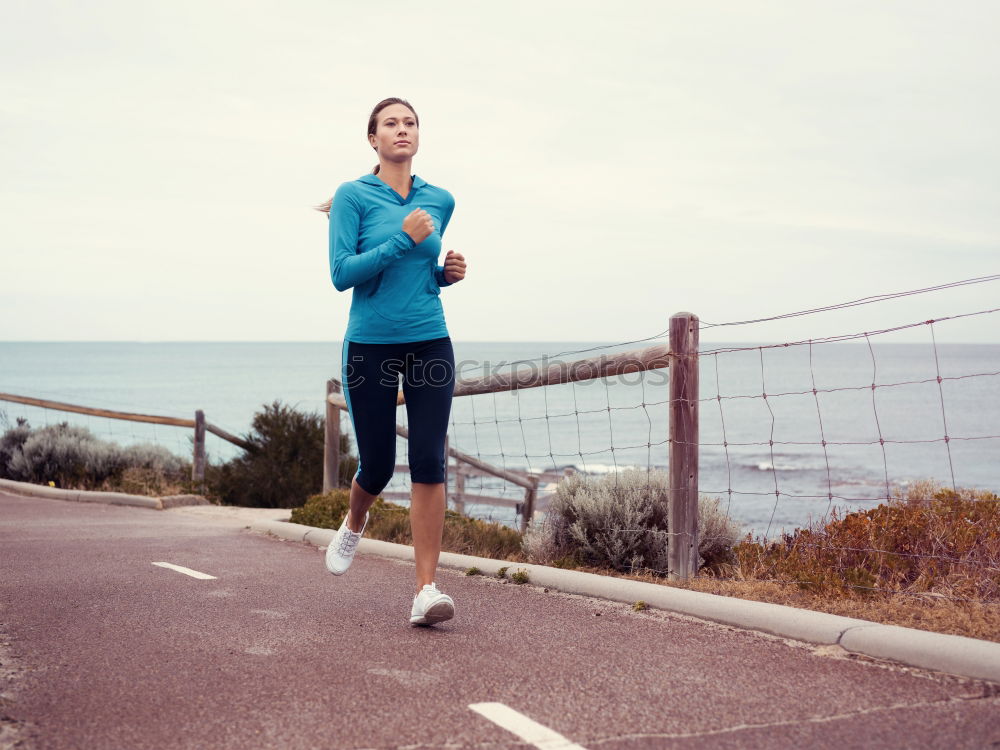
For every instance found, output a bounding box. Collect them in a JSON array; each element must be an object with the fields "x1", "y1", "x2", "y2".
[
  {"x1": 324, "y1": 379, "x2": 342, "y2": 492},
  {"x1": 668, "y1": 312, "x2": 699, "y2": 581},
  {"x1": 454, "y1": 466, "x2": 466, "y2": 515},
  {"x1": 192, "y1": 410, "x2": 206, "y2": 485},
  {"x1": 519, "y1": 475, "x2": 539, "y2": 534}
]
